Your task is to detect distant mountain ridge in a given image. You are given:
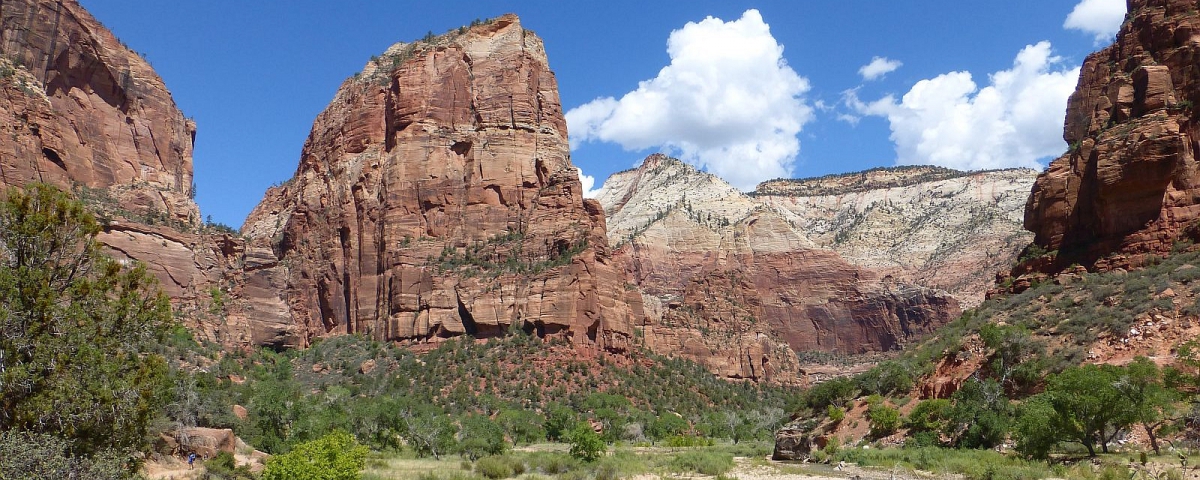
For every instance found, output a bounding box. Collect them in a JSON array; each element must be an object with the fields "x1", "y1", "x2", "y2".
[
  {"x1": 600, "y1": 156, "x2": 1036, "y2": 308},
  {"x1": 596, "y1": 154, "x2": 962, "y2": 382},
  {"x1": 758, "y1": 166, "x2": 1037, "y2": 306},
  {"x1": 755, "y1": 165, "x2": 1035, "y2": 197}
]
